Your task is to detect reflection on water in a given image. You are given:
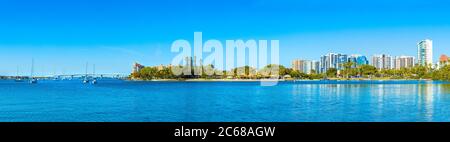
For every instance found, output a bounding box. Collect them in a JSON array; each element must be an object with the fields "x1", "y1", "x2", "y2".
[
  {"x1": 0, "y1": 80, "x2": 450, "y2": 122},
  {"x1": 417, "y1": 84, "x2": 434, "y2": 121},
  {"x1": 290, "y1": 81, "x2": 450, "y2": 122}
]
